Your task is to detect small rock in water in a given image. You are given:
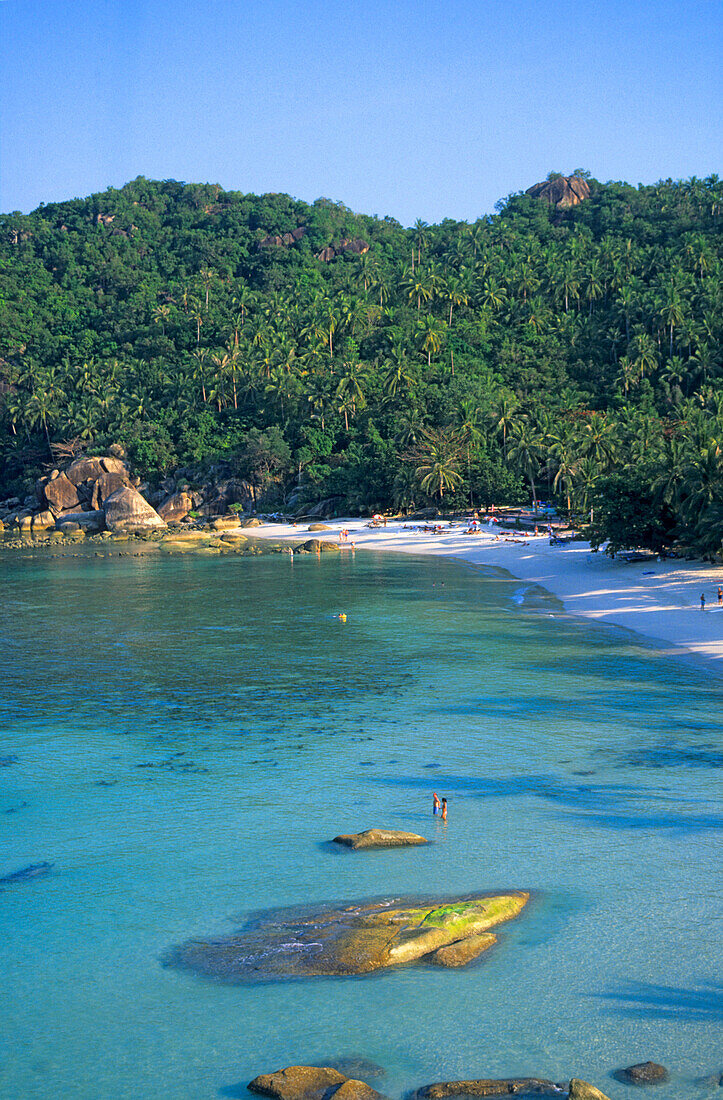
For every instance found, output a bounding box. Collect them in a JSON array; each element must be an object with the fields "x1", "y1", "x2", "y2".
[
  {"x1": 694, "y1": 1070, "x2": 723, "y2": 1088},
  {"x1": 0, "y1": 755, "x2": 19, "y2": 767},
  {"x1": 249, "y1": 1066, "x2": 388, "y2": 1100},
  {"x1": 332, "y1": 828, "x2": 428, "y2": 850},
  {"x1": 569, "y1": 1079, "x2": 614, "y2": 1100},
  {"x1": 612, "y1": 1062, "x2": 669, "y2": 1086}
]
